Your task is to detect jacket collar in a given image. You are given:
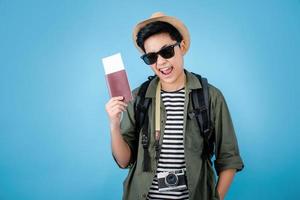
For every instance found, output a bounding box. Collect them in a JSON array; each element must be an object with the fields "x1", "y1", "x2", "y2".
[{"x1": 145, "y1": 69, "x2": 202, "y2": 98}]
